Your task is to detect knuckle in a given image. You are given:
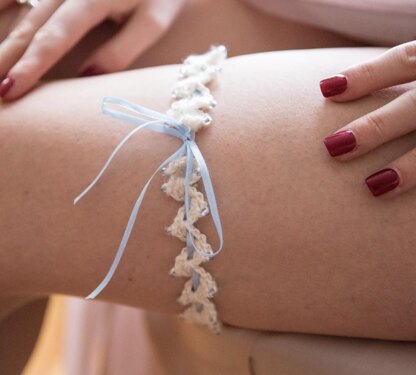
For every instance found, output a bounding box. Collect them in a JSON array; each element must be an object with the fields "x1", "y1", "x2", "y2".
[
  {"x1": 407, "y1": 89, "x2": 416, "y2": 108},
  {"x1": 409, "y1": 148, "x2": 416, "y2": 165},
  {"x1": 8, "y1": 21, "x2": 35, "y2": 44},
  {"x1": 84, "y1": 0, "x2": 101, "y2": 13},
  {"x1": 10, "y1": 56, "x2": 39, "y2": 80},
  {"x1": 78, "y1": 0, "x2": 107, "y2": 16},
  {"x1": 151, "y1": 13, "x2": 170, "y2": 31},
  {"x1": 365, "y1": 111, "x2": 389, "y2": 141},
  {"x1": 356, "y1": 62, "x2": 376, "y2": 85},
  {"x1": 398, "y1": 41, "x2": 416, "y2": 70},
  {"x1": 13, "y1": 59, "x2": 34, "y2": 76},
  {"x1": 145, "y1": 5, "x2": 172, "y2": 31},
  {"x1": 32, "y1": 24, "x2": 66, "y2": 55},
  {"x1": 407, "y1": 148, "x2": 416, "y2": 165}
]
